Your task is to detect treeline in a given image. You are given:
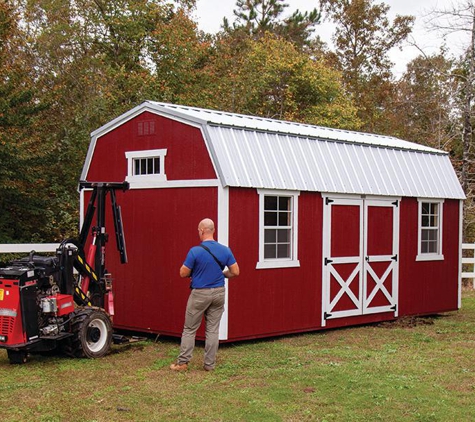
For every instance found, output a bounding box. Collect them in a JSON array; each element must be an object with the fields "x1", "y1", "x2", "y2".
[{"x1": 1, "y1": 0, "x2": 474, "y2": 242}]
